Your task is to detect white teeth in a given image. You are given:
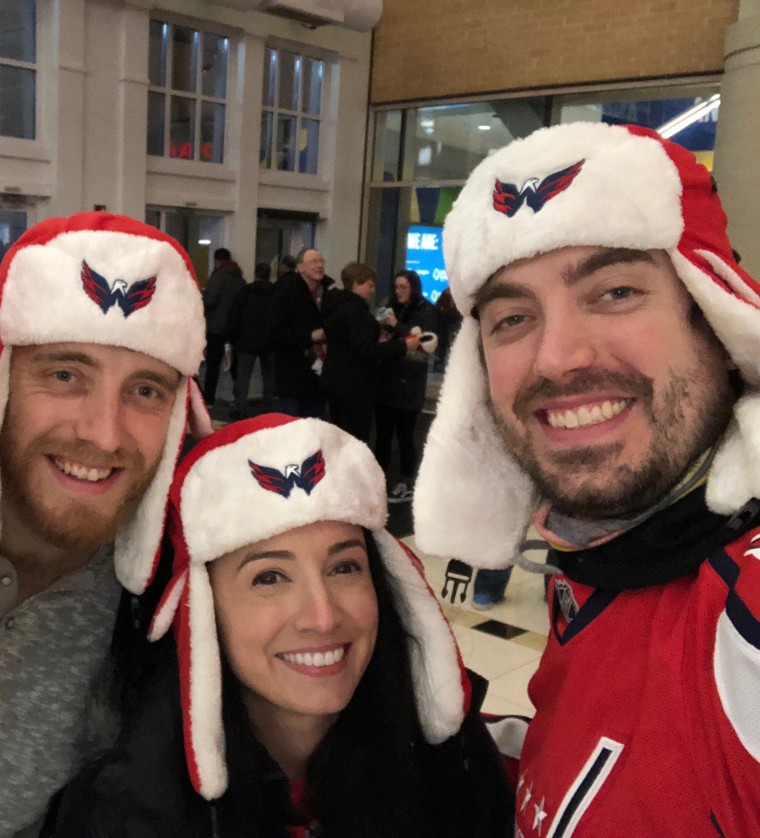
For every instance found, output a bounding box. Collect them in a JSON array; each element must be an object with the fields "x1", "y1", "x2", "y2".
[
  {"x1": 281, "y1": 646, "x2": 345, "y2": 667},
  {"x1": 54, "y1": 458, "x2": 112, "y2": 482},
  {"x1": 546, "y1": 399, "x2": 631, "y2": 429}
]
